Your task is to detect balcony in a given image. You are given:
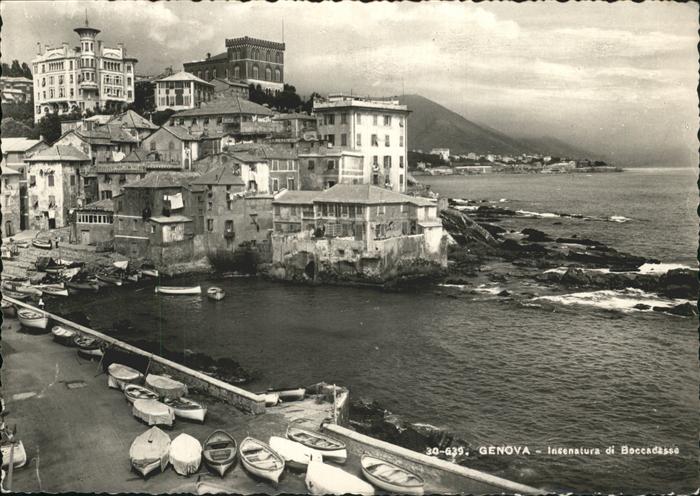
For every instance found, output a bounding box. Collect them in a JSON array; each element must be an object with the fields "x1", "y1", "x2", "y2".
[{"x1": 224, "y1": 230, "x2": 235, "y2": 239}]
